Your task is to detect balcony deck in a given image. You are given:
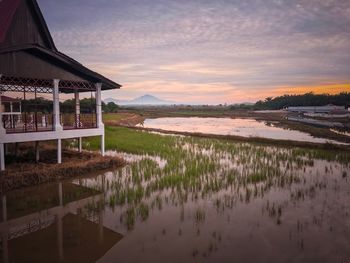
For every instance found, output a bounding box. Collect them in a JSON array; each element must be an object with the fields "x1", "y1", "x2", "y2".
[{"x1": 2, "y1": 113, "x2": 97, "y2": 134}]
